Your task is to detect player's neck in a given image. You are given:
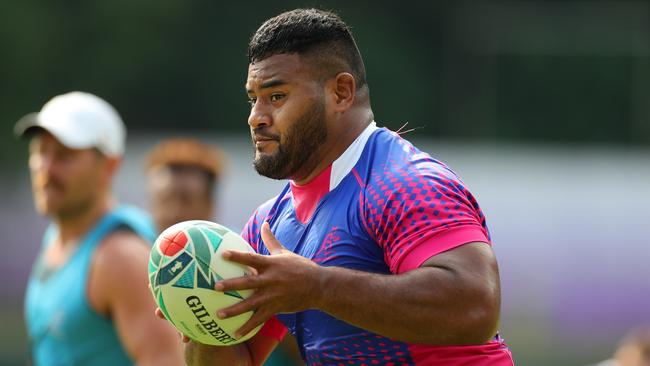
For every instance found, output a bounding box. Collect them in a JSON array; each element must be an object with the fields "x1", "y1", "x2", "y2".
[
  {"x1": 53, "y1": 196, "x2": 115, "y2": 247},
  {"x1": 292, "y1": 109, "x2": 373, "y2": 185}
]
